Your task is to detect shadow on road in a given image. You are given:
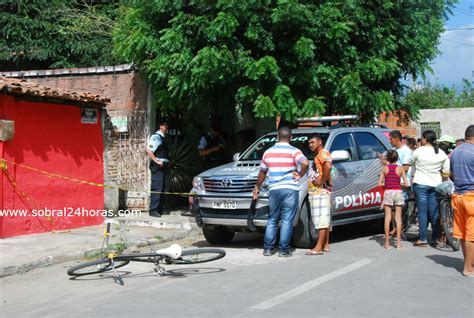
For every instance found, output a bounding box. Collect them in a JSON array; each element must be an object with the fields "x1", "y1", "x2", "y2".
[
  {"x1": 190, "y1": 220, "x2": 384, "y2": 249},
  {"x1": 68, "y1": 267, "x2": 226, "y2": 284},
  {"x1": 330, "y1": 220, "x2": 383, "y2": 243},
  {"x1": 369, "y1": 234, "x2": 386, "y2": 248},
  {"x1": 425, "y1": 254, "x2": 464, "y2": 274},
  {"x1": 166, "y1": 267, "x2": 226, "y2": 276}
]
